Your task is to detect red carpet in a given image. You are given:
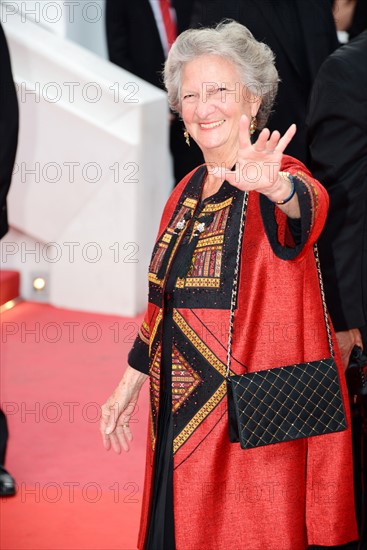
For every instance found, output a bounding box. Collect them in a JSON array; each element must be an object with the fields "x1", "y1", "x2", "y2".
[
  {"x1": 0, "y1": 302, "x2": 149, "y2": 549},
  {"x1": 0, "y1": 270, "x2": 20, "y2": 305}
]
